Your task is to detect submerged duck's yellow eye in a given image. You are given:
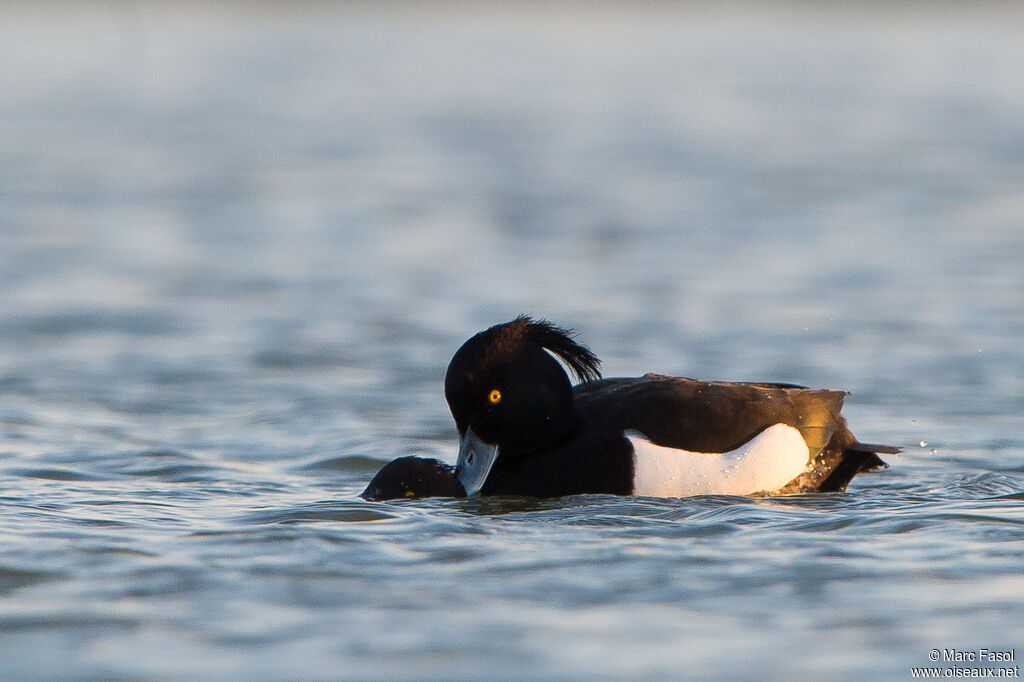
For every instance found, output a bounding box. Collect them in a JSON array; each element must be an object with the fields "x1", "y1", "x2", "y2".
[{"x1": 488, "y1": 389, "x2": 502, "y2": 405}]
